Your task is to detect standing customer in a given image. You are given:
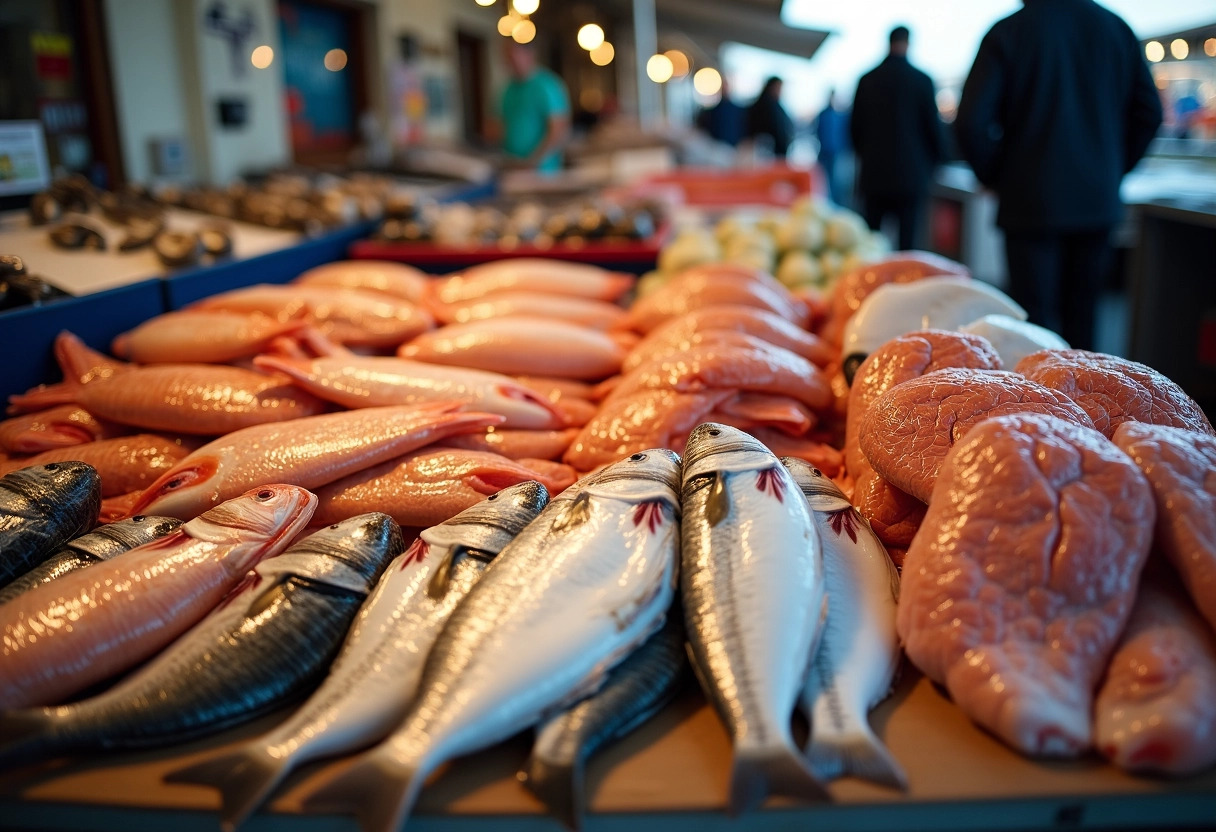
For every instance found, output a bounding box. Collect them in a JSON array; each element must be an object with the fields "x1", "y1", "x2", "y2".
[
  {"x1": 698, "y1": 78, "x2": 746, "y2": 147},
  {"x1": 748, "y1": 77, "x2": 795, "y2": 159},
  {"x1": 814, "y1": 89, "x2": 850, "y2": 206},
  {"x1": 955, "y1": 0, "x2": 1162, "y2": 350},
  {"x1": 497, "y1": 39, "x2": 571, "y2": 173},
  {"x1": 851, "y1": 26, "x2": 946, "y2": 251}
]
